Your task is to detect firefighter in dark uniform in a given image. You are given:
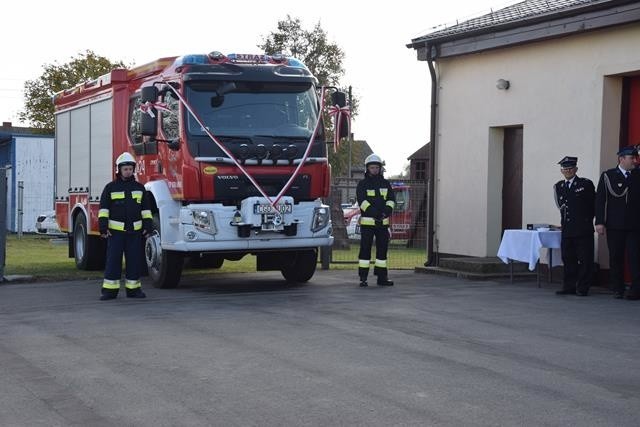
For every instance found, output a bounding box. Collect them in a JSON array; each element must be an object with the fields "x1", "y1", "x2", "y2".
[
  {"x1": 553, "y1": 156, "x2": 595, "y2": 296},
  {"x1": 98, "y1": 152, "x2": 153, "y2": 300},
  {"x1": 357, "y1": 154, "x2": 395, "y2": 287},
  {"x1": 595, "y1": 146, "x2": 640, "y2": 300}
]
